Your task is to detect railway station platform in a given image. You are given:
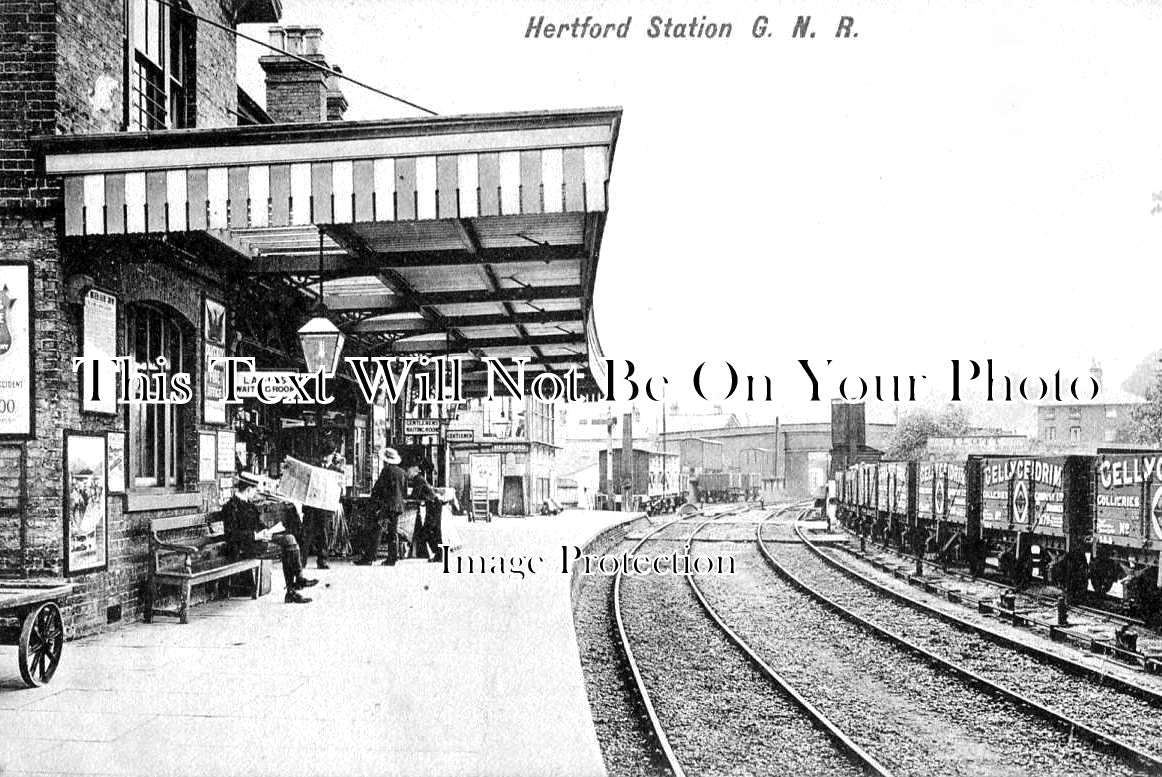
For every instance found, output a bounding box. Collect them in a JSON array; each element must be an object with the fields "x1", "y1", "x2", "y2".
[{"x1": 0, "y1": 510, "x2": 636, "y2": 777}]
